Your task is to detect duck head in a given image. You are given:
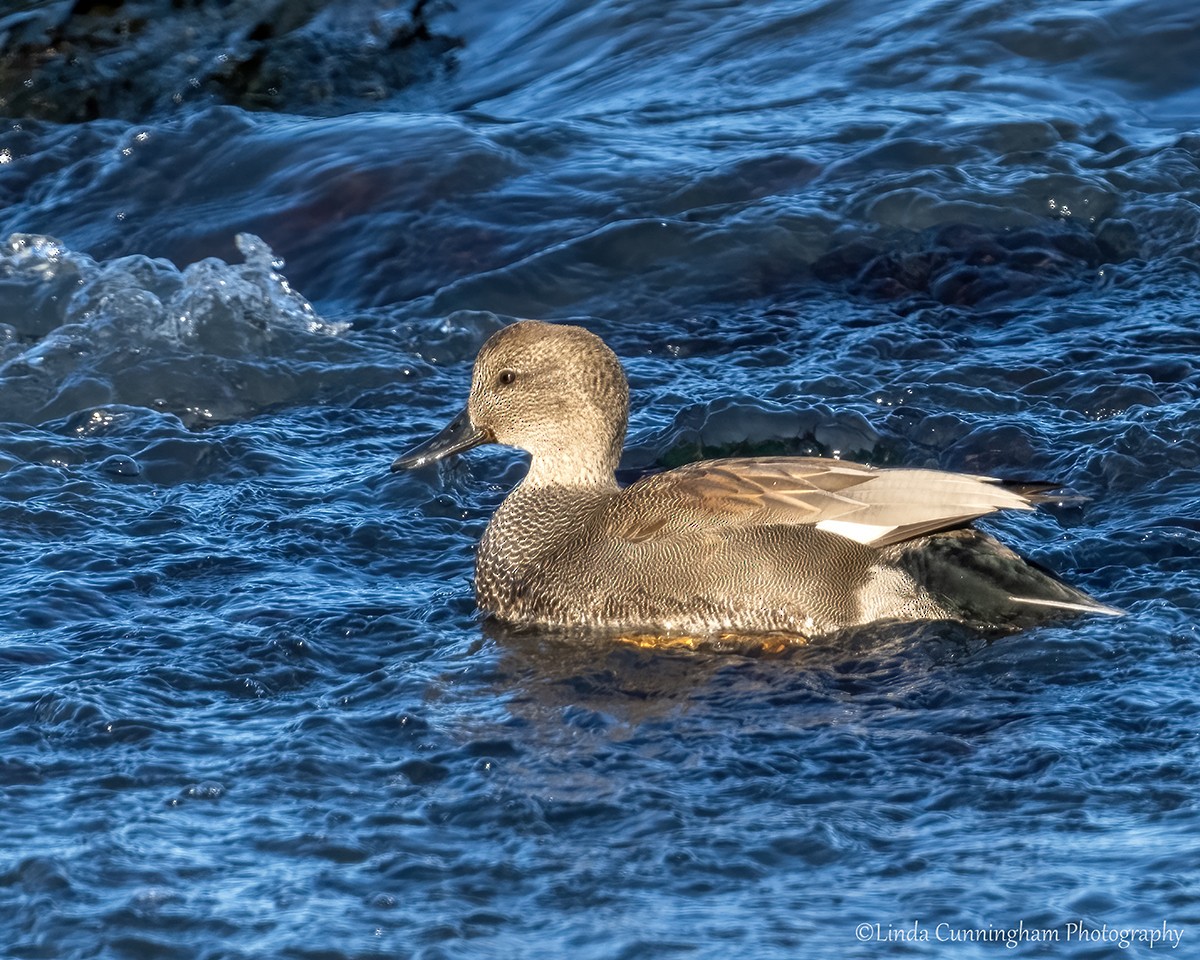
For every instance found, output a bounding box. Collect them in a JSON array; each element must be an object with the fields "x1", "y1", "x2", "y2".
[{"x1": 392, "y1": 320, "x2": 630, "y2": 485}]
